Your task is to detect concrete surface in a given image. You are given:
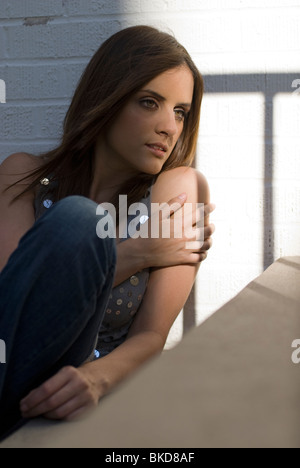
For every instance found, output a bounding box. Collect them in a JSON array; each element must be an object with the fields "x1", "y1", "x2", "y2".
[{"x1": 1, "y1": 256, "x2": 299, "y2": 448}]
